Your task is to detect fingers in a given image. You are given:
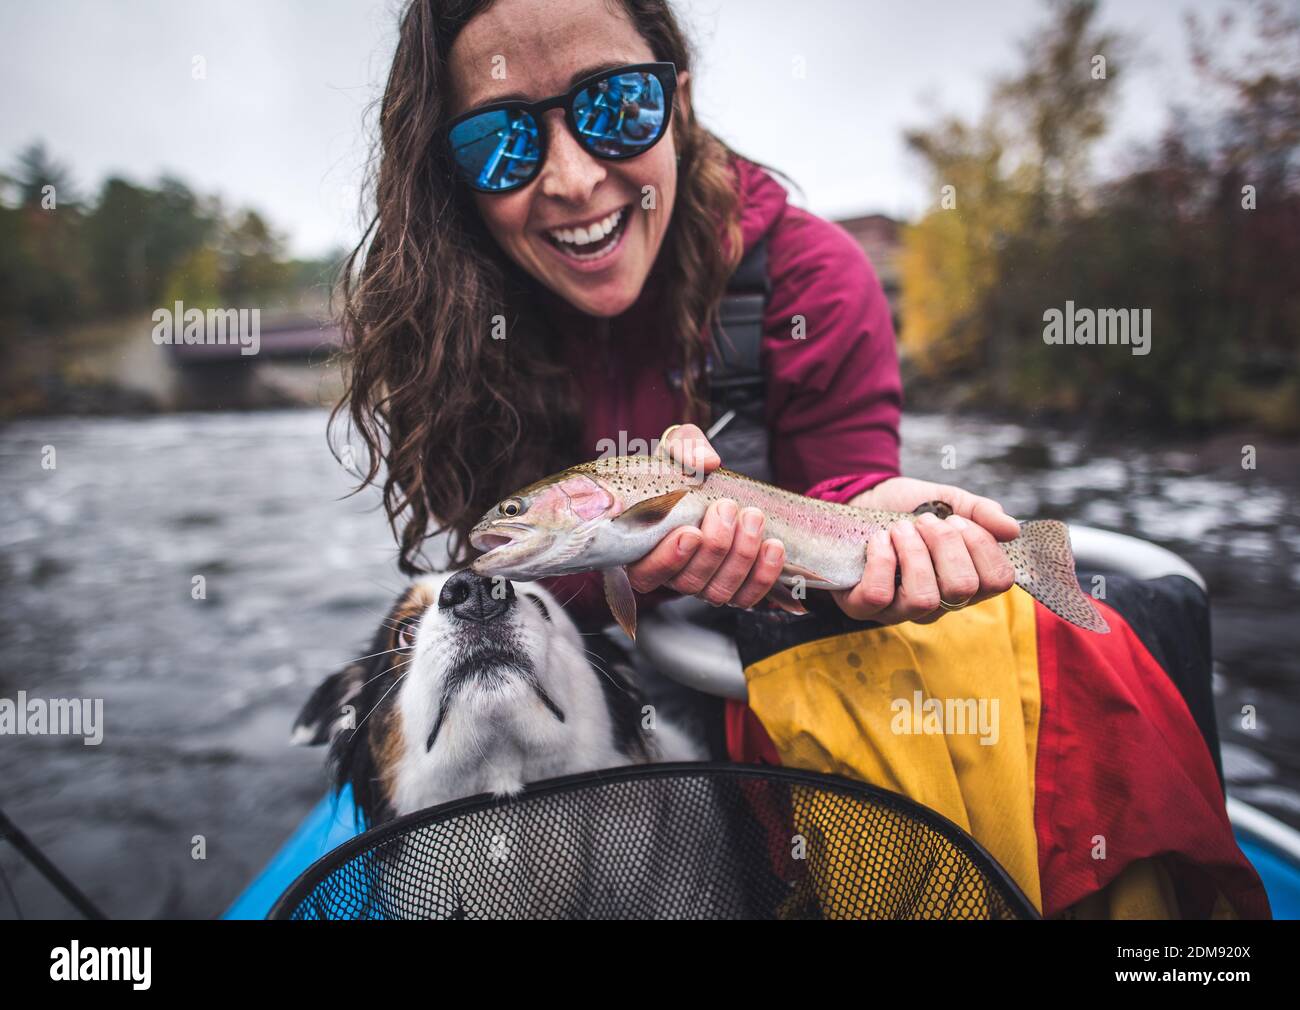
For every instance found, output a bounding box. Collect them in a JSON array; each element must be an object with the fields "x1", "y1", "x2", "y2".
[
  {"x1": 667, "y1": 500, "x2": 743, "y2": 598},
  {"x1": 696, "y1": 506, "x2": 771, "y2": 606},
  {"x1": 830, "y1": 513, "x2": 1021, "y2": 626},
  {"x1": 883, "y1": 520, "x2": 942, "y2": 620},
  {"x1": 831, "y1": 528, "x2": 896, "y2": 620},
  {"x1": 915, "y1": 512, "x2": 980, "y2": 606},
  {"x1": 939, "y1": 486, "x2": 1020, "y2": 542},
  {"x1": 665, "y1": 499, "x2": 737, "y2": 596},
  {"x1": 859, "y1": 476, "x2": 1020, "y2": 543},
  {"x1": 970, "y1": 497, "x2": 1020, "y2": 542},
  {"x1": 625, "y1": 525, "x2": 702, "y2": 593},
  {"x1": 833, "y1": 520, "x2": 942, "y2": 625},
  {"x1": 628, "y1": 499, "x2": 786, "y2": 611},
  {"x1": 731, "y1": 538, "x2": 788, "y2": 610},
  {"x1": 658, "y1": 423, "x2": 720, "y2": 481},
  {"x1": 949, "y1": 514, "x2": 1017, "y2": 602}
]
